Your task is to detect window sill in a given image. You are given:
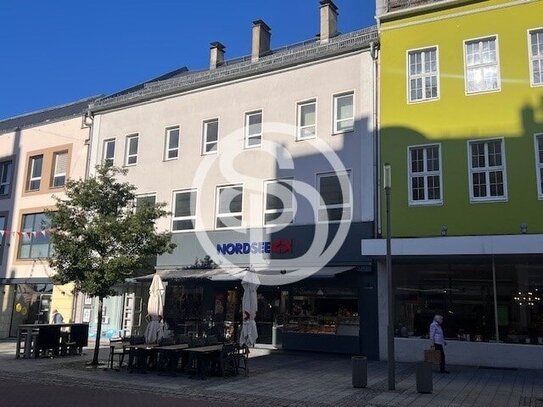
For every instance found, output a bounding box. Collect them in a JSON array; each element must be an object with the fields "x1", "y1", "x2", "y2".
[
  {"x1": 465, "y1": 87, "x2": 501, "y2": 96},
  {"x1": 295, "y1": 136, "x2": 317, "y2": 142},
  {"x1": 408, "y1": 200, "x2": 443, "y2": 207},
  {"x1": 469, "y1": 197, "x2": 508, "y2": 204},
  {"x1": 331, "y1": 130, "x2": 354, "y2": 136},
  {"x1": 163, "y1": 157, "x2": 179, "y2": 162},
  {"x1": 407, "y1": 97, "x2": 440, "y2": 104}
]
